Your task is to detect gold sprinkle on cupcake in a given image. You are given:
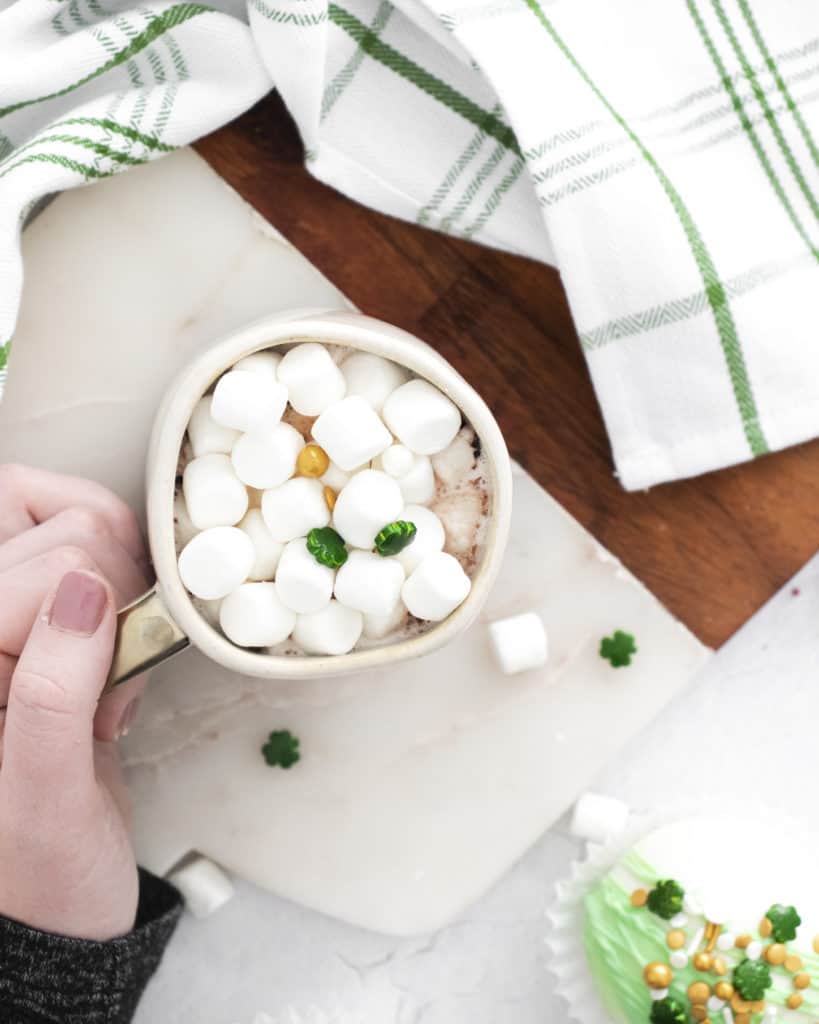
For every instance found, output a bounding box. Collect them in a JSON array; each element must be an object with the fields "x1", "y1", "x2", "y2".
[
  {"x1": 813, "y1": 935, "x2": 819, "y2": 955},
  {"x1": 787, "y1": 993, "x2": 803, "y2": 1010},
  {"x1": 688, "y1": 981, "x2": 711, "y2": 1004},
  {"x1": 766, "y1": 943, "x2": 787, "y2": 966},
  {"x1": 785, "y1": 954, "x2": 803, "y2": 973},
  {"x1": 667, "y1": 930, "x2": 686, "y2": 950},
  {"x1": 736, "y1": 934, "x2": 752, "y2": 949},
  {"x1": 631, "y1": 889, "x2": 648, "y2": 908},
  {"x1": 714, "y1": 981, "x2": 734, "y2": 1001},
  {"x1": 759, "y1": 917, "x2": 773, "y2": 938},
  {"x1": 690, "y1": 1007, "x2": 708, "y2": 1022},
  {"x1": 643, "y1": 962, "x2": 673, "y2": 989},
  {"x1": 712, "y1": 956, "x2": 727, "y2": 976},
  {"x1": 694, "y1": 952, "x2": 713, "y2": 972},
  {"x1": 794, "y1": 972, "x2": 810, "y2": 990}
]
